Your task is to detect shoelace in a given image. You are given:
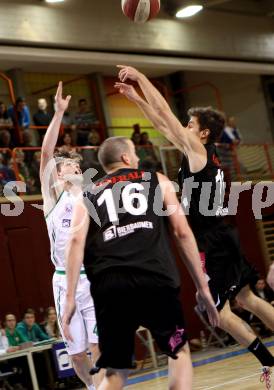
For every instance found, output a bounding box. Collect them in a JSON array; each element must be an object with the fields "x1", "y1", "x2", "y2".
[{"x1": 260, "y1": 367, "x2": 272, "y2": 390}]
